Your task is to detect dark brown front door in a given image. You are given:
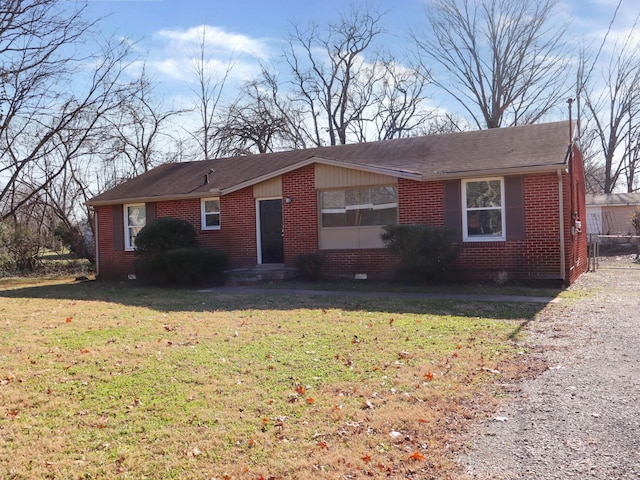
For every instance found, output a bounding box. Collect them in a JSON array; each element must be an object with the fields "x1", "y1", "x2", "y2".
[{"x1": 259, "y1": 199, "x2": 284, "y2": 263}]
